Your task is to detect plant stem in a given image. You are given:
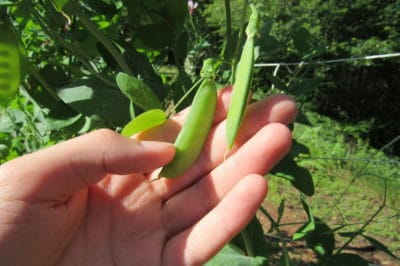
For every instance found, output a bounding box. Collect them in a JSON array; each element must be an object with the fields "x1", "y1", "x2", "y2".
[
  {"x1": 231, "y1": 0, "x2": 249, "y2": 83},
  {"x1": 170, "y1": 77, "x2": 204, "y2": 116},
  {"x1": 240, "y1": 228, "x2": 254, "y2": 257},
  {"x1": 172, "y1": 44, "x2": 191, "y2": 95},
  {"x1": 74, "y1": 8, "x2": 133, "y2": 76},
  {"x1": 259, "y1": 207, "x2": 291, "y2": 265},
  {"x1": 223, "y1": 0, "x2": 232, "y2": 59},
  {"x1": 335, "y1": 180, "x2": 387, "y2": 255},
  {"x1": 28, "y1": 64, "x2": 59, "y2": 101},
  {"x1": 30, "y1": 4, "x2": 116, "y2": 87},
  {"x1": 259, "y1": 205, "x2": 277, "y2": 228}
]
